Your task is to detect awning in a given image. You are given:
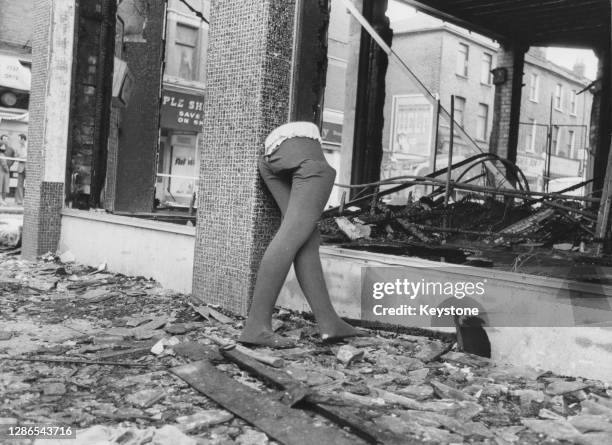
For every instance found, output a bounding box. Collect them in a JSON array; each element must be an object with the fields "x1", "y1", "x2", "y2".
[
  {"x1": 0, "y1": 107, "x2": 29, "y2": 123},
  {"x1": 0, "y1": 55, "x2": 31, "y2": 91}
]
